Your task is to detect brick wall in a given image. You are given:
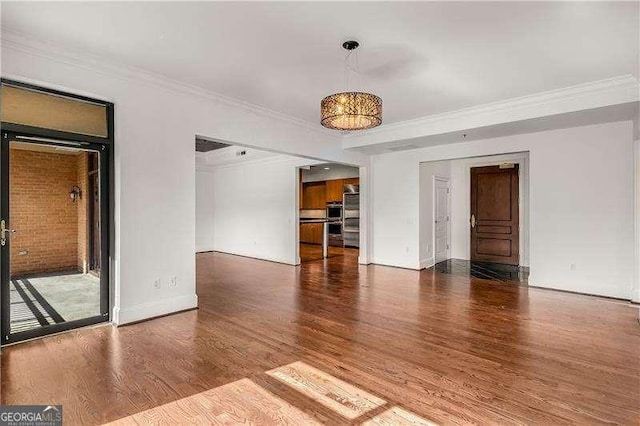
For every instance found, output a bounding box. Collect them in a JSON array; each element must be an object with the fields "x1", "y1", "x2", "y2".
[{"x1": 9, "y1": 148, "x2": 83, "y2": 276}]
